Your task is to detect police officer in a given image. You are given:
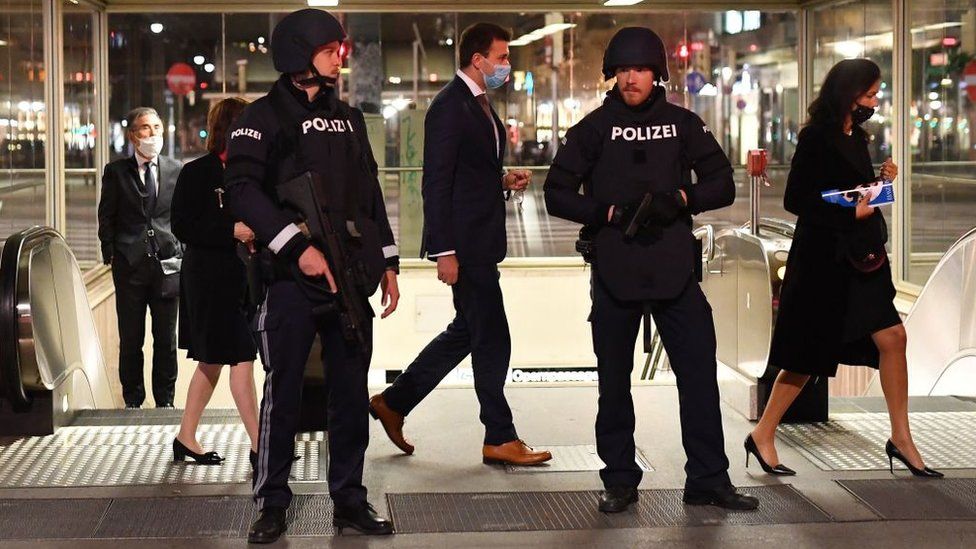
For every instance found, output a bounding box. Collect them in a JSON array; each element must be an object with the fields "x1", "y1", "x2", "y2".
[
  {"x1": 223, "y1": 9, "x2": 399, "y2": 542},
  {"x1": 544, "y1": 27, "x2": 759, "y2": 513}
]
